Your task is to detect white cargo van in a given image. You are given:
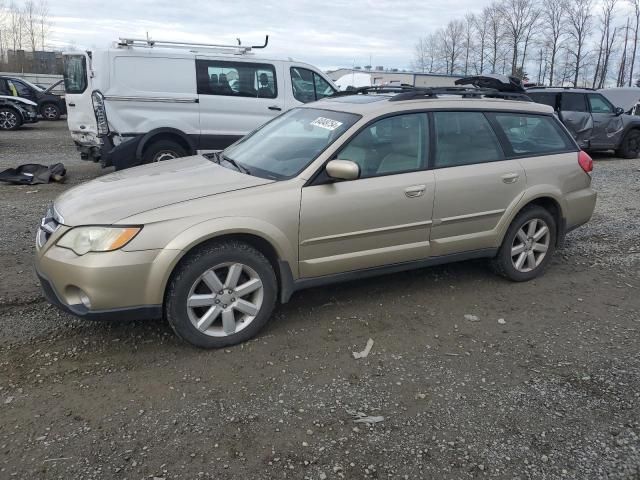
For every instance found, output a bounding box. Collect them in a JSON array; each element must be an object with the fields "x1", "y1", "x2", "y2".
[{"x1": 63, "y1": 37, "x2": 337, "y2": 169}]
